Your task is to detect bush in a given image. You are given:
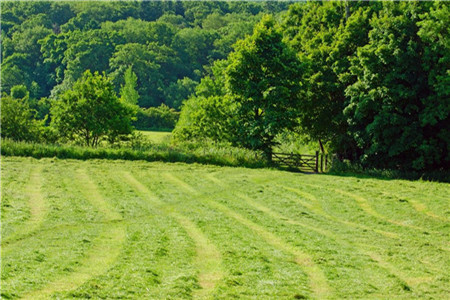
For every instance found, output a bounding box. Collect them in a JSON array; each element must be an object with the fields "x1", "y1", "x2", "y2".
[
  {"x1": 134, "y1": 104, "x2": 179, "y2": 131},
  {"x1": 0, "y1": 94, "x2": 43, "y2": 142}
]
